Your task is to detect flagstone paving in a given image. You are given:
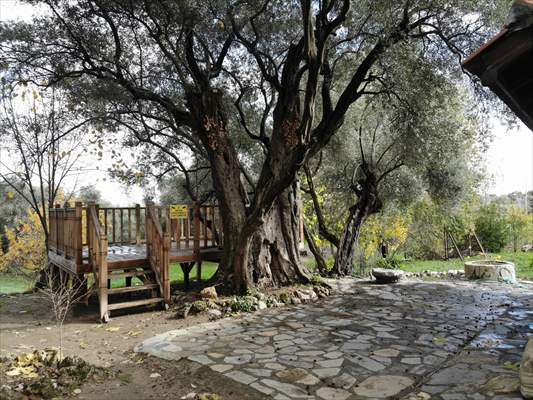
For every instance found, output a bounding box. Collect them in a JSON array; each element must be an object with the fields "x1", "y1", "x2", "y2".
[{"x1": 135, "y1": 279, "x2": 533, "y2": 399}]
